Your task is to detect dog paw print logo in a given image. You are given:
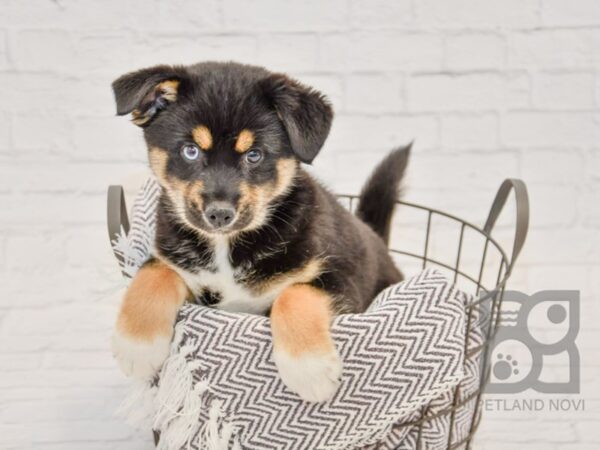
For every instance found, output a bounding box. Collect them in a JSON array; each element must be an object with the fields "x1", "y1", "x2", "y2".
[
  {"x1": 486, "y1": 290, "x2": 580, "y2": 394},
  {"x1": 493, "y1": 353, "x2": 520, "y2": 381}
]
